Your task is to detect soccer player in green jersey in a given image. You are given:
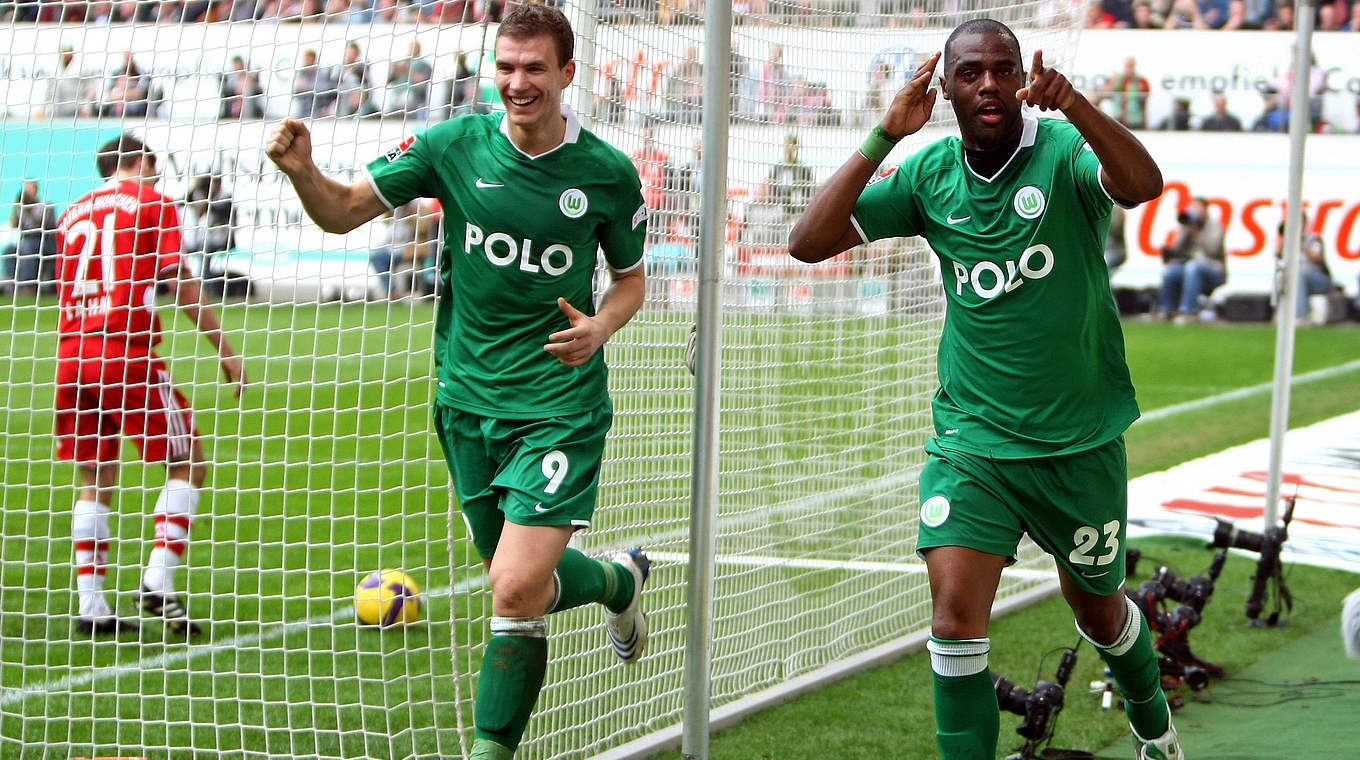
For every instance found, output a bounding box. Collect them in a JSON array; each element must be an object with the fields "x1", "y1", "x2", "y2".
[
  {"x1": 790, "y1": 19, "x2": 1181, "y2": 760},
  {"x1": 265, "y1": 6, "x2": 651, "y2": 758}
]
